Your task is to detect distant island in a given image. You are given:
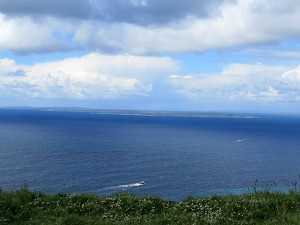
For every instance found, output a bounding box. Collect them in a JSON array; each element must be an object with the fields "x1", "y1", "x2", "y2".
[{"x1": 2, "y1": 106, "x2": 259, "y2": 119}]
